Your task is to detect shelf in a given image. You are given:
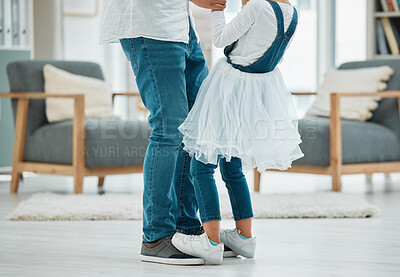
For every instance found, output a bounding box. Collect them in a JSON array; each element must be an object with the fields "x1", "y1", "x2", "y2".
[
  {"x1": 368, "y1": 1, "x2": 400, "y2": 59},
  {"x1": 0, "y1": 46, "x2": 32, "y2": 51},
  {"x1": 374, "y1": 12, "x2": 400, "y2": 17},
  {"x1": 373, "y1": 54, "x2": 400, "y2": 59}
]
